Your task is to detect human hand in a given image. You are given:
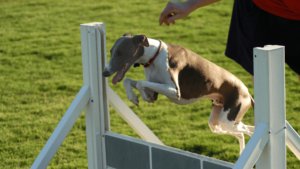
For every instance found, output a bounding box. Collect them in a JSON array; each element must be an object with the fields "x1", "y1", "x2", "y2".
[{"x1": 159, "y1": 1, "x2": 193, "y2": 26}]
